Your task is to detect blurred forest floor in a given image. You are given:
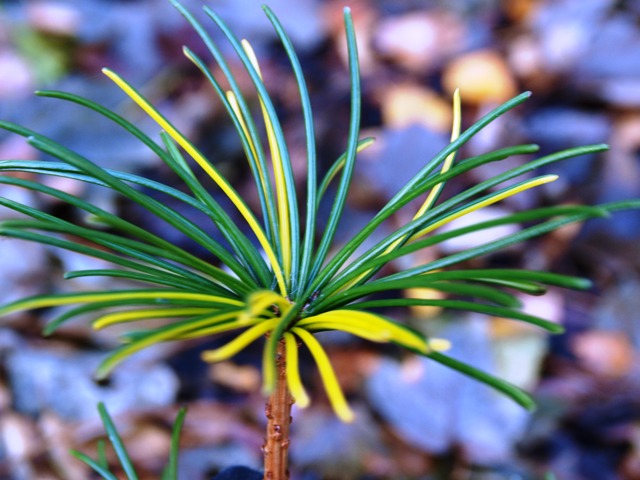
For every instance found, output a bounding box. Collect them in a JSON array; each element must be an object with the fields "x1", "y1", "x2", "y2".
[{"x1": 1, "y1": 0, "x2": 640, "y2": 479}]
